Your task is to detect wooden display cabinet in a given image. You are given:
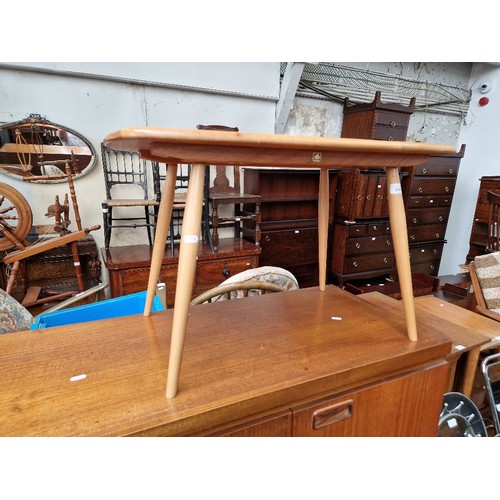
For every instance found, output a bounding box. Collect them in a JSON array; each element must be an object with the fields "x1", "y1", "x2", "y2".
[{"x1": 242, "y1": 168, "x2": 337, "y2": 288}]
